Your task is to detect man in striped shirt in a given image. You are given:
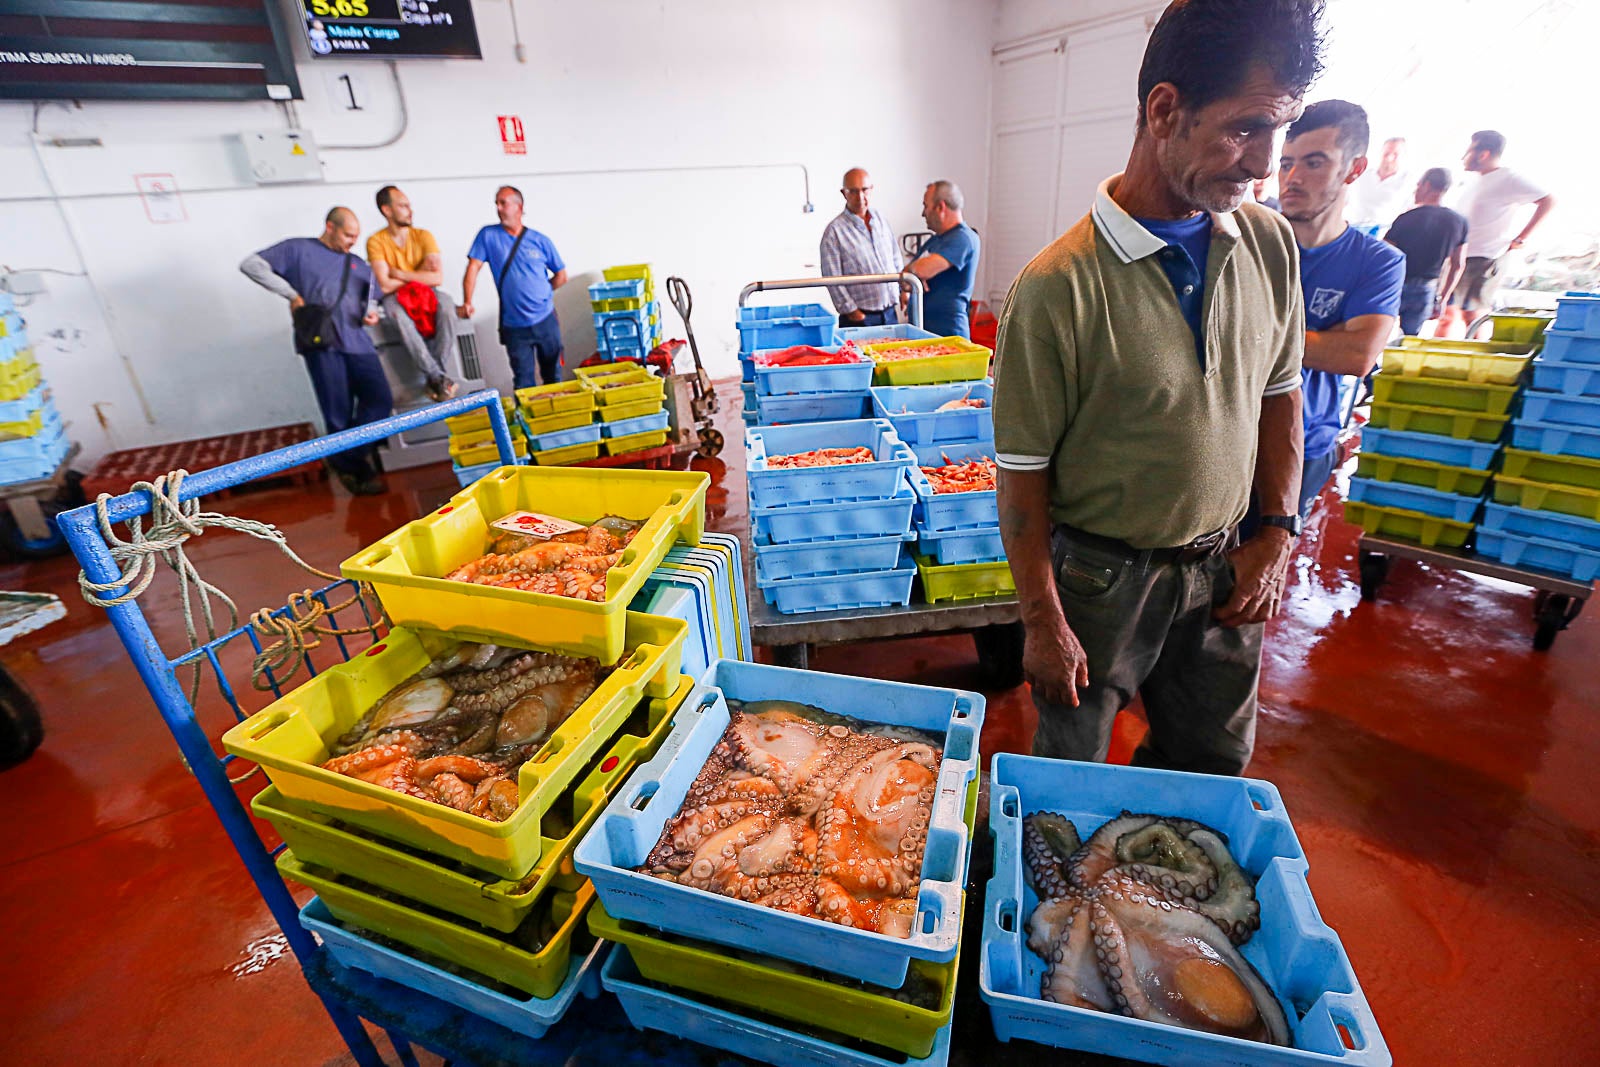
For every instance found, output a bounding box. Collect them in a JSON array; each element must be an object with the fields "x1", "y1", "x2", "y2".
[{"x1": 820, "y1": 168, "x2": 901, "y2": 328}]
